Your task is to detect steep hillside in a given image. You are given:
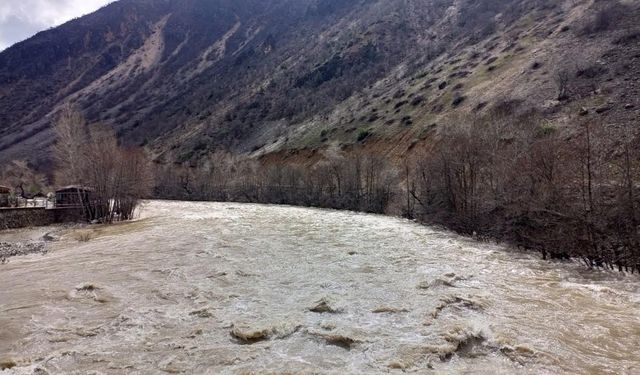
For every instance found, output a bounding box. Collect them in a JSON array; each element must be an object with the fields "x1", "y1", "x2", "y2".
[{"x1": 0, "y1": 0, "x2": 638, "y2": 166}]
